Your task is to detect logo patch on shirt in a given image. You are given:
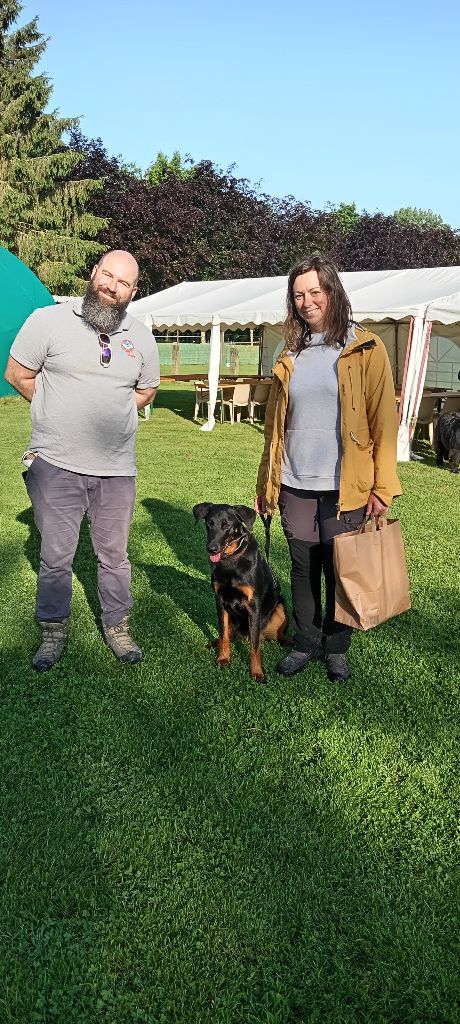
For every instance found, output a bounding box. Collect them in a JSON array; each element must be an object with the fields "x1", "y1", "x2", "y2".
[{"x1": 121, "y1": 339, "x2": 135, "y2": 357}]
